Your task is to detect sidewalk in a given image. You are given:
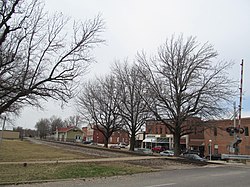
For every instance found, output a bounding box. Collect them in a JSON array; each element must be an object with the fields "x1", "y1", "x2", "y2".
[
  {"x1": 0, "y1": 156, "x2": 159, "y2": 165},
  {"x1": 207, "y1": 160, "x2": 250, "y2": 166}
]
